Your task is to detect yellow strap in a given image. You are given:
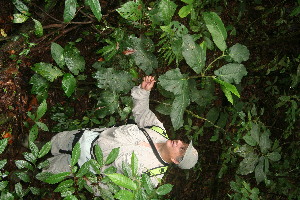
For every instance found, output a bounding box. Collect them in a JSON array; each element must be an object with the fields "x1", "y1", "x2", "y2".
[
  {"x1": 145, "y1": 166, "x2": 169, "y2": 177},
  {"x1": 150, "y1": 126, "x2": 169, "y2": 139}
]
